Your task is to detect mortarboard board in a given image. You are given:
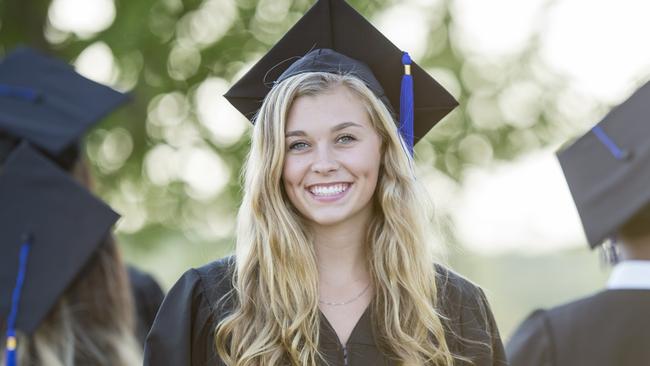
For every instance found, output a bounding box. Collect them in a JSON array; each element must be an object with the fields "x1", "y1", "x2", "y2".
[
  {"x1": 557, "y1": 81, "x2": 650, "y2": 248},
  {"x1": 0, "y1": 142, "x2": 119, "y2": 363},
  {"x1": 224, "y1": 0, "x2": 458, "y2": 149},
  {"x1": 0, "y1": 46, "x2": 129, "y2": 168}
]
